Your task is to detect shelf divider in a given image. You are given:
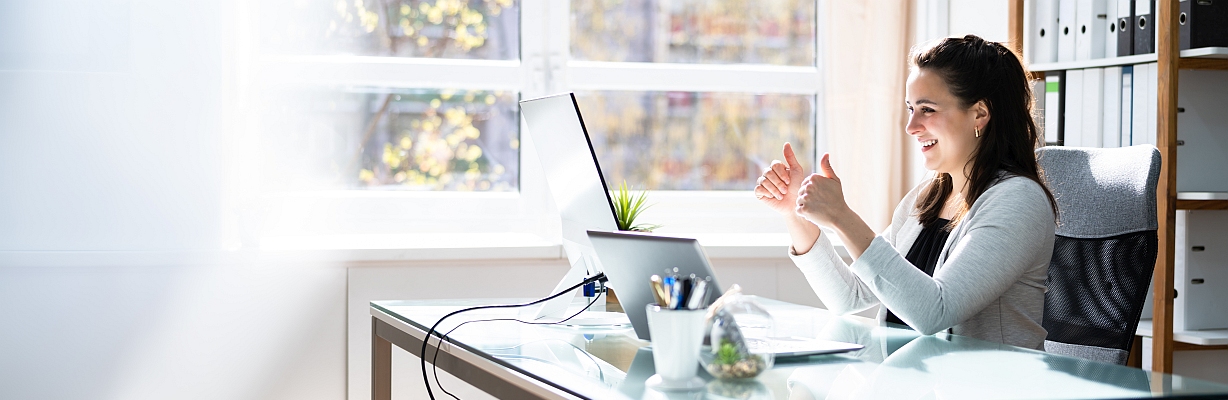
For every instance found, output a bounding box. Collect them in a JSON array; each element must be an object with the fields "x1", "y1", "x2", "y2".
[{"x1": 1154, "y1": 0, "x2": 1182, "y2": 374}]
